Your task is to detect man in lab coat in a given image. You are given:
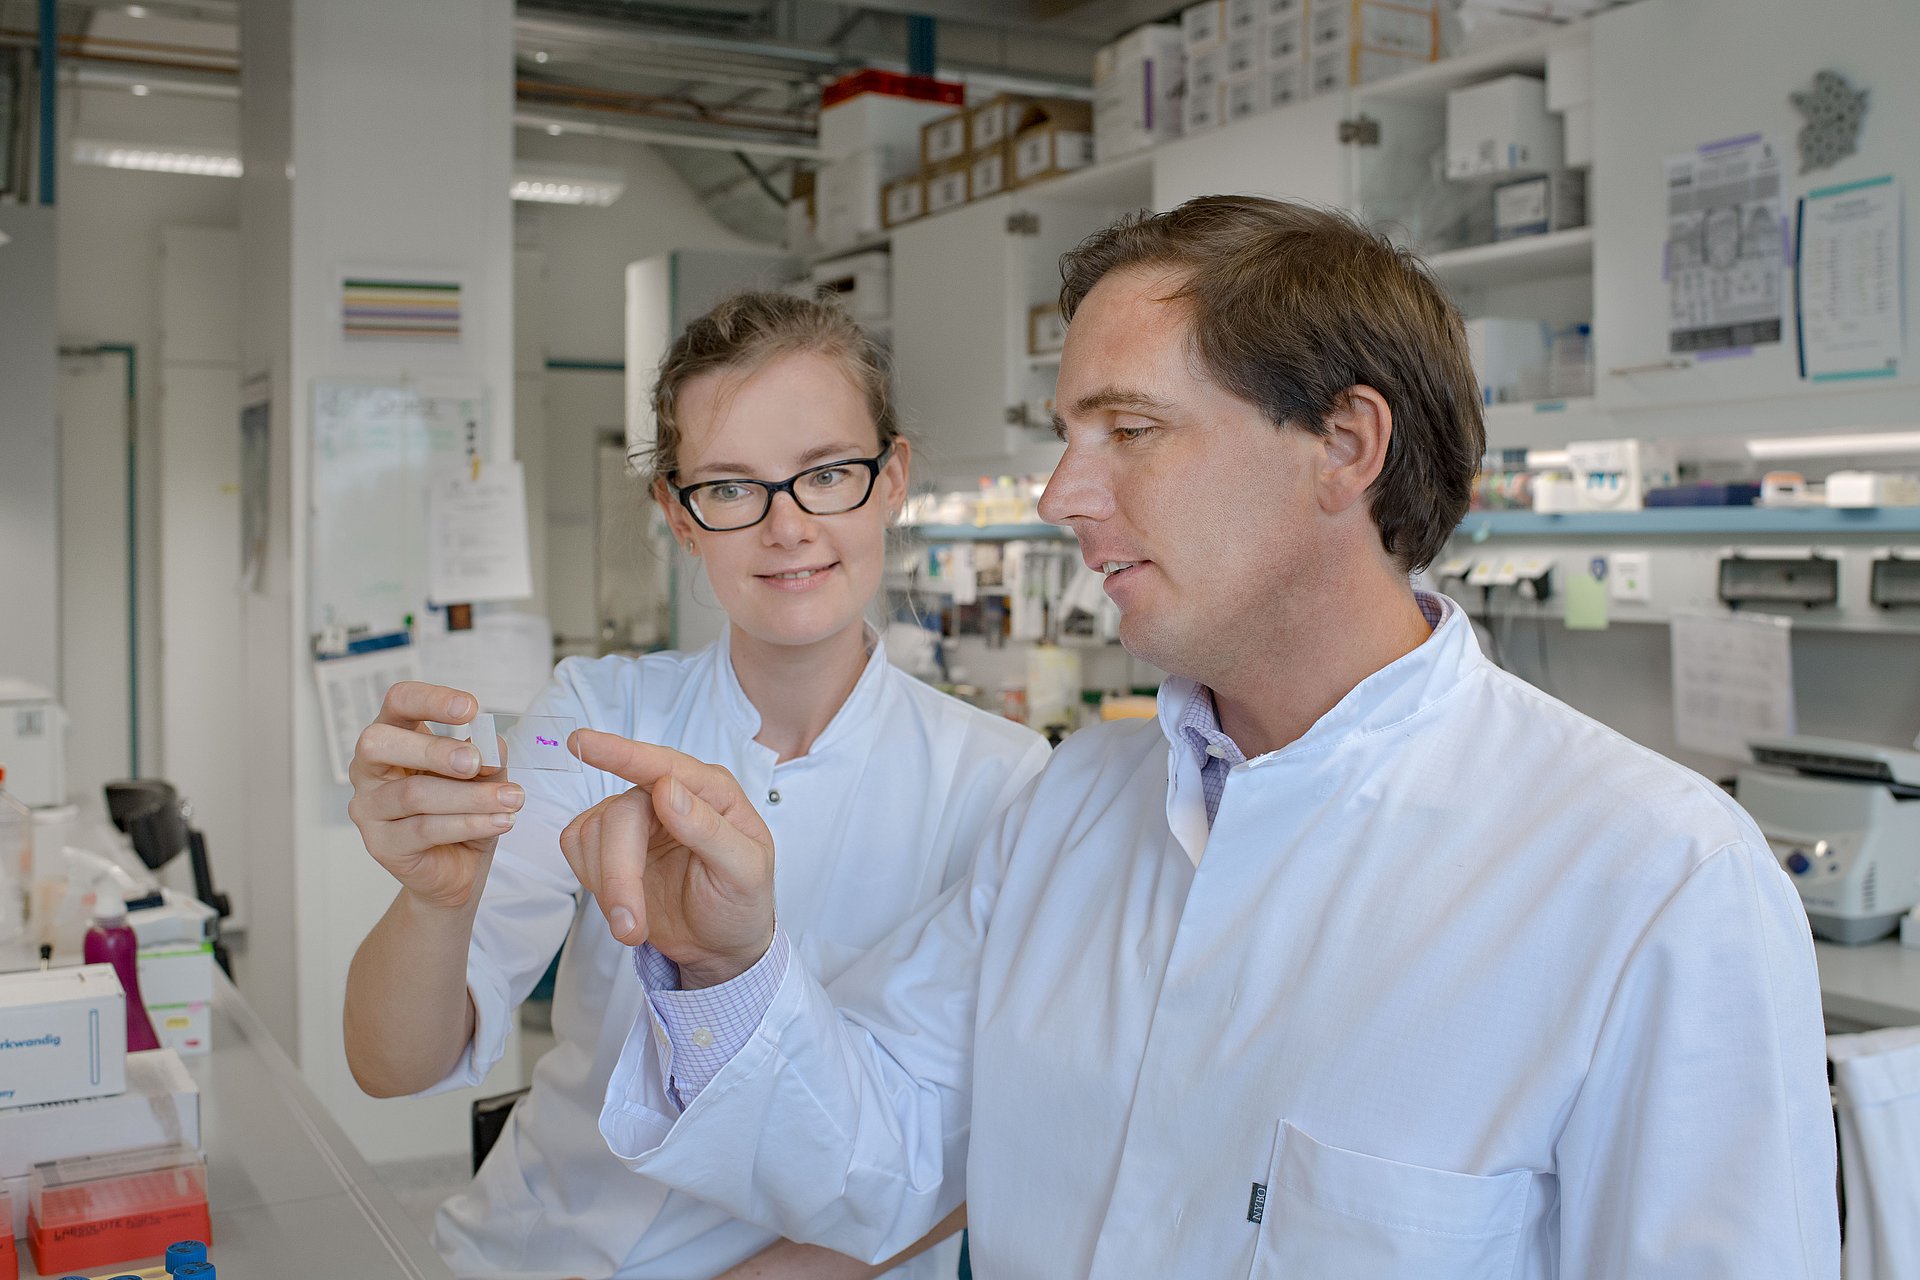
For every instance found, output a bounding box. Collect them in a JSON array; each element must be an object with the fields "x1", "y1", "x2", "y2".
[{"x1": 561, "y1": 196, "x2": 1840, "y2": 1278}]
